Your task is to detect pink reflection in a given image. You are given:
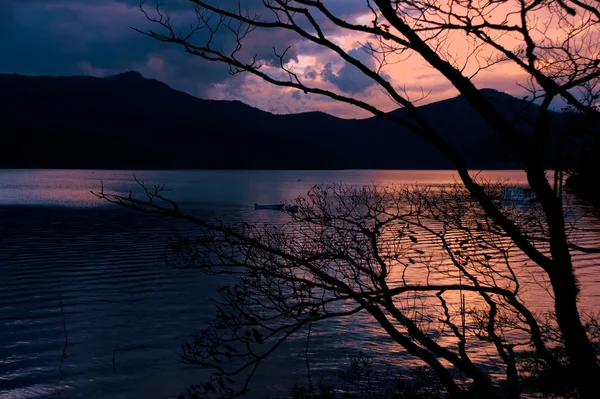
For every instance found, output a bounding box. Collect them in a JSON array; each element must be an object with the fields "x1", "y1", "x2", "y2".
[{"x1": 358, "y1": 169, "x2": 529, "y2": 186}]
